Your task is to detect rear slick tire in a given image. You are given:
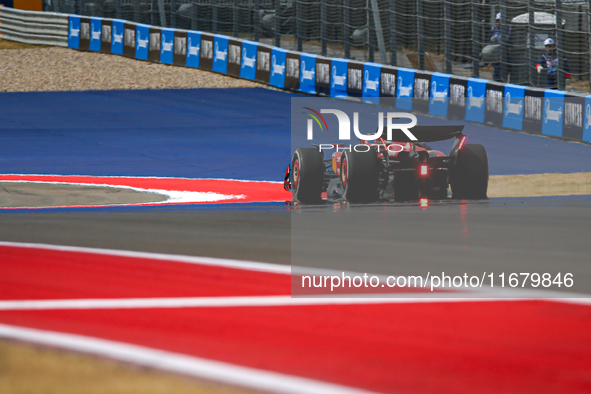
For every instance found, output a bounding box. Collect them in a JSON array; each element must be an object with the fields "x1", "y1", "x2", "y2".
[
  {"x1": 449, "y1": 143, "x2": 489, "y2": 199},
  {"x1": 341, "y1": 149, "x2": 379, "y2": 203},
  {"x1": 291, "y1": 148, "x2": 324, "y2": 204}
]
